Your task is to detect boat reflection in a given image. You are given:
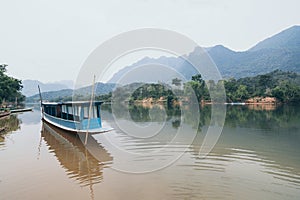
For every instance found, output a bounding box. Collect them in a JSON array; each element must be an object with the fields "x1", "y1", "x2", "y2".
[{"x1": 41, "y1": 122, "x2": 113, "y2": 188}]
